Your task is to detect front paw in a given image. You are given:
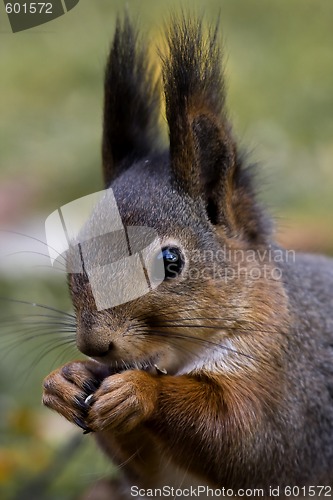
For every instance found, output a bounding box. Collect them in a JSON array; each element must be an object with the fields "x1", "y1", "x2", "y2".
[
  {"x1": 86, "y1": 370, "x2": 159, "y2": 434},
  {"x1": 42, "y1": 360, "x2": 109, "y2": 433}
]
